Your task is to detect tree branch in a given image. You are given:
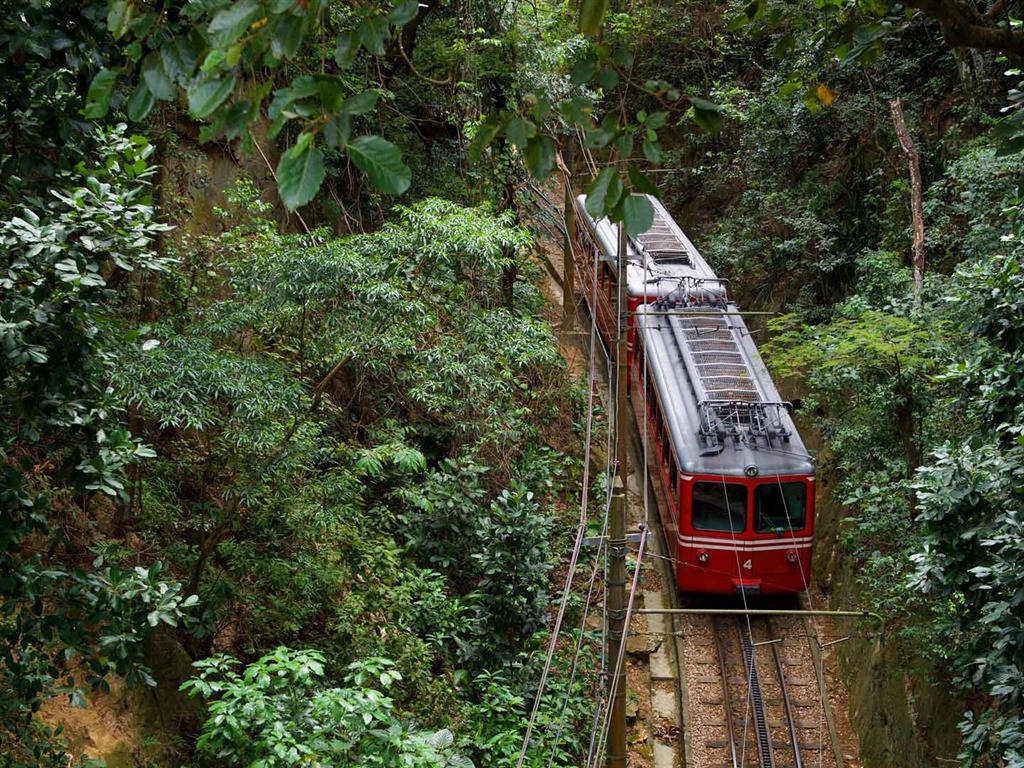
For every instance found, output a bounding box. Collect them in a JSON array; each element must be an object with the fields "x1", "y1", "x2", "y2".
[
  {"x1": 890, "y1": 97, "x2": 925, "y2": 307},
  {"x1": 903, "y1": 0, "x2": 1024, "y2": 56}
]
